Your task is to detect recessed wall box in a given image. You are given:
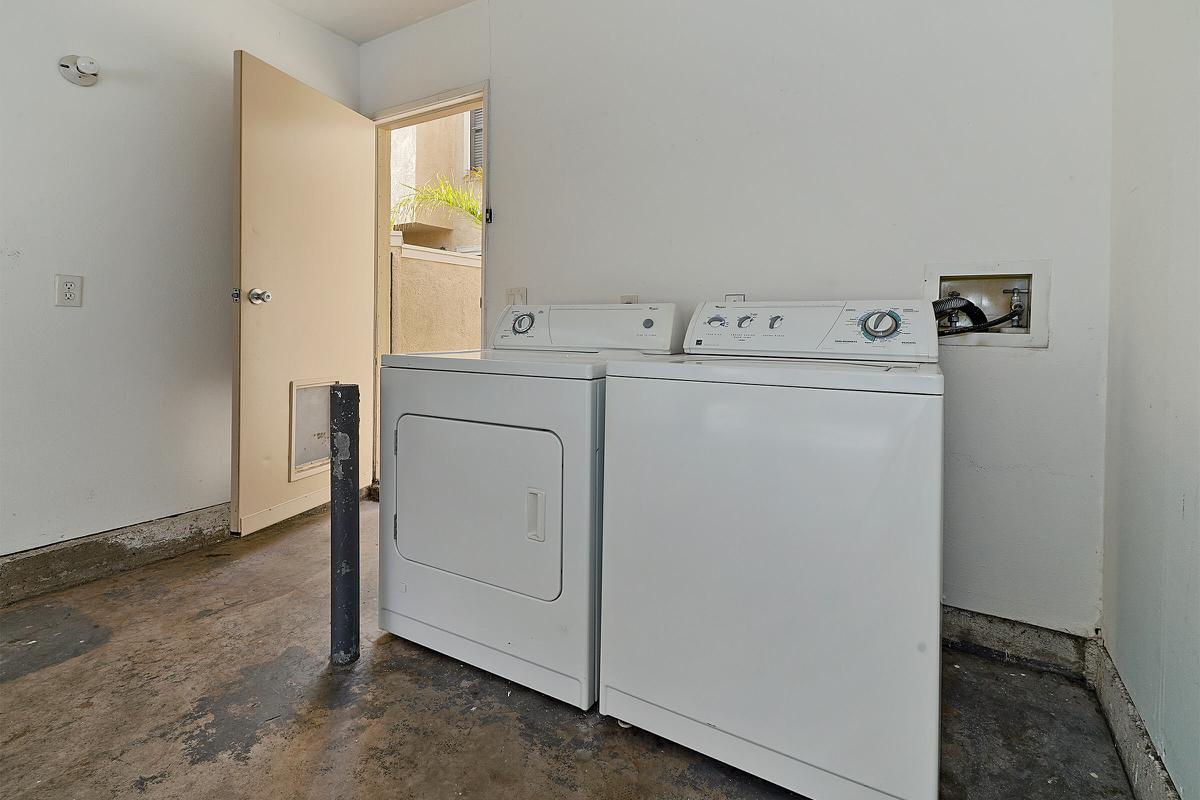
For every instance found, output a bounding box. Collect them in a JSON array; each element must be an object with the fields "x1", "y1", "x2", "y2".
[{"x1": 925, "y1": 260, "x2": 1050, "y2": 348}]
